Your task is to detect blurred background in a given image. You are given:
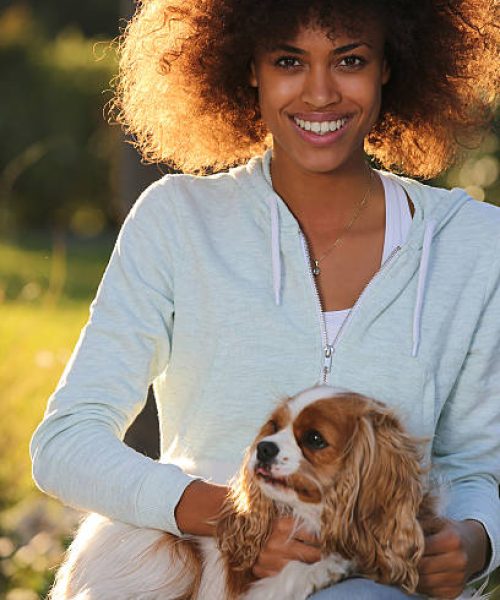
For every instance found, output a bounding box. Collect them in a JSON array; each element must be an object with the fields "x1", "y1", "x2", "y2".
[{"x1": 0, "y1": 1, "x2": 498, "y2": 597}]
